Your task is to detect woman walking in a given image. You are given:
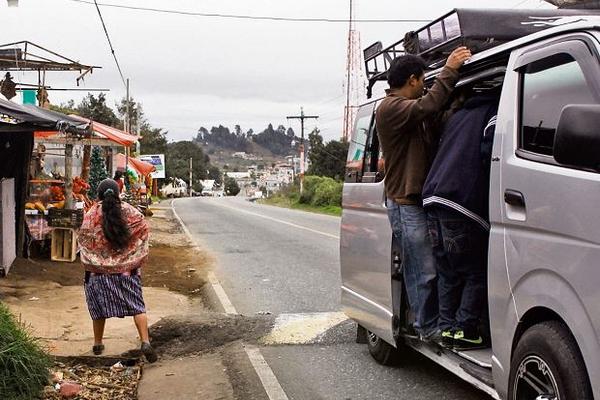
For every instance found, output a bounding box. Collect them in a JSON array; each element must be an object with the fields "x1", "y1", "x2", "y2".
[{"x1": 78, "y1": 178, "x2": 157, "y2": 362}]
